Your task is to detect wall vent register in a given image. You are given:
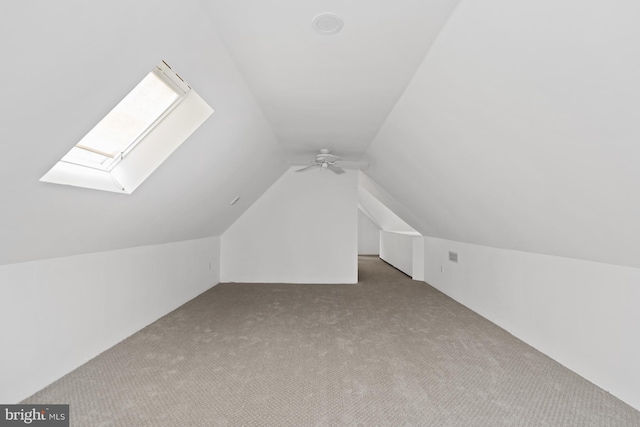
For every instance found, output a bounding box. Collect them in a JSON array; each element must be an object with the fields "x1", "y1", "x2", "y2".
[{"x1": 40, "y1": 61, "x2": 213, "y2": 194}]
